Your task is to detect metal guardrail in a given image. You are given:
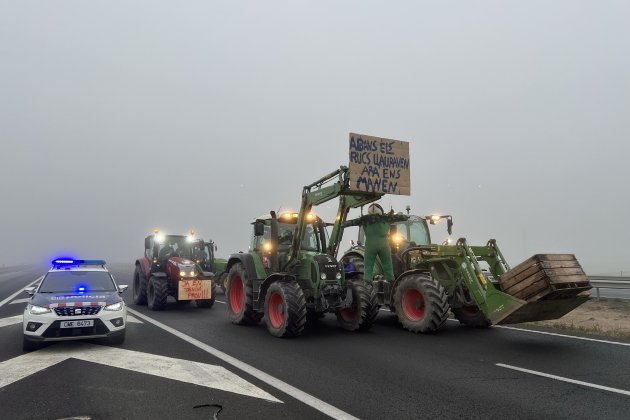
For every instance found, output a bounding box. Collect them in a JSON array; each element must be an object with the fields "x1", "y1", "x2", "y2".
[{"x1": 587, "y1": 276, "x2": 630, "y2": 299}]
